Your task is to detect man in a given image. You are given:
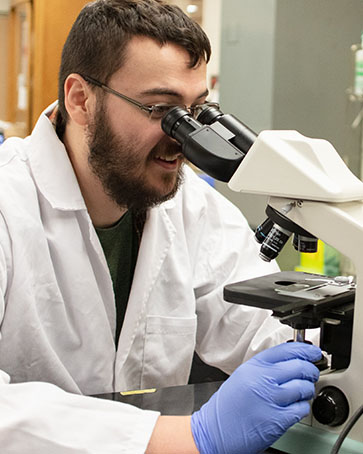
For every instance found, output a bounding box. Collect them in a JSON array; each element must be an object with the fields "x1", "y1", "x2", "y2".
[{"x1": 0, "y1": 0, "x2": 321, "y2": 452}]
